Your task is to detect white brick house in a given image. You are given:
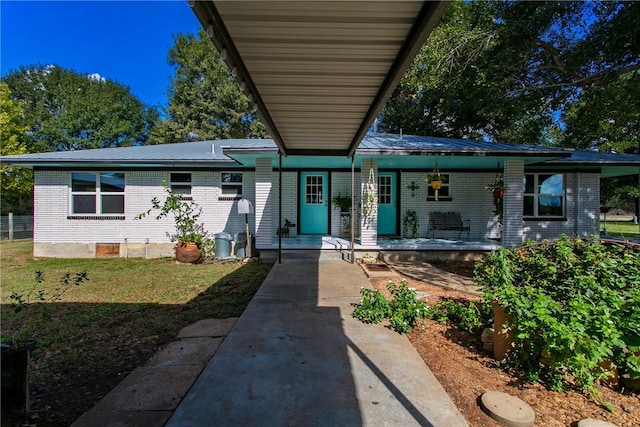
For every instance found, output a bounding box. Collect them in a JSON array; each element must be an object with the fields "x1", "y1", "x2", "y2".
[{"x1": 4, "y1": 134, "x2": 639, "y2": 258}]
